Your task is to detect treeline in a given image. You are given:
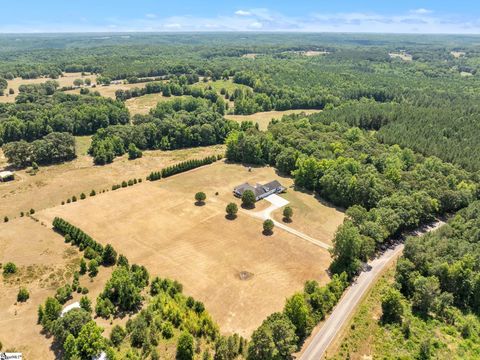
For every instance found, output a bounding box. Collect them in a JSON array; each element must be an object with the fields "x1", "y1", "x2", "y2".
[
  {"x1": 226, "y1": 116, "x2": 478, "y2": 278},
  {"x1": 248, "y1": 273, "x2": 348, "y2": 359},
  {"x1": 53, "y1": 217, "x2": 104, "y2": 255},
  {"x1": 89, "y1": 97, "x2": 234, "y2": 165},
  {"x1": 0, "y1": 92, "x2": 129, "y2": 145},
  {"x1": 3, "y1": 132, "x2": 75, "y2": 168},
  {"x1": 147, "y1": 155, "x2": 220, "y2": 181}
]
